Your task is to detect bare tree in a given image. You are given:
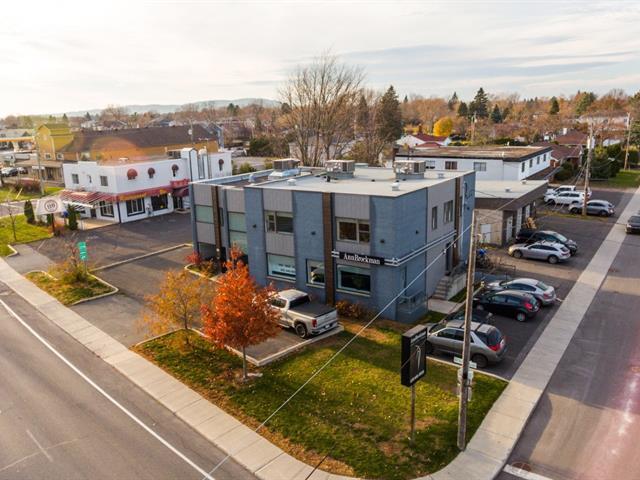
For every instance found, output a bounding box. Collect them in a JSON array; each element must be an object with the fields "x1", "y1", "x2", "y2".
[
  {"x1": 280, "y1": 53, "x2": 364, "y2": 166},
  {"x1": 348, "y1": 90, "x2": 387, "y2": 165},
  {"x1": 100, "y1": 105, "x2": 128, "y2": 124}
]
